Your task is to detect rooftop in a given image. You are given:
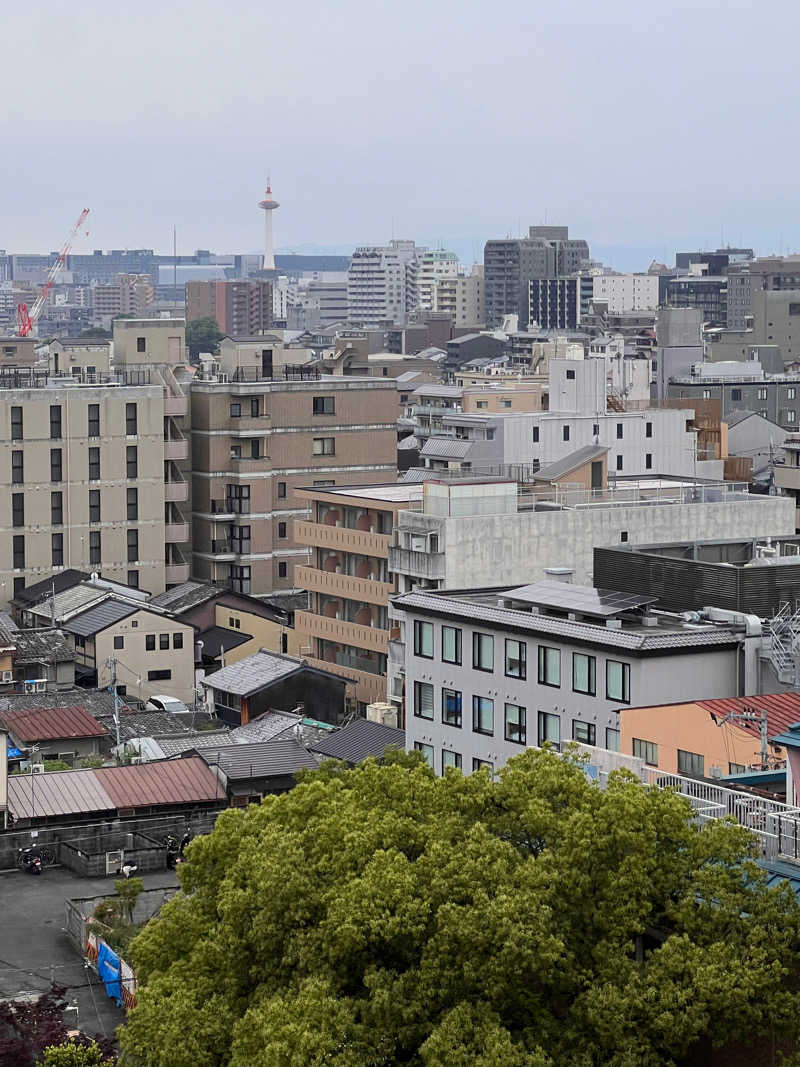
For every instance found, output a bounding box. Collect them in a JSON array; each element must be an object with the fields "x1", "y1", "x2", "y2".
[
  {"x1": 13, "y1": 570, "x2": 88, "y2": 607},
  {"x1": 197, "y1": 626, "x2": 251, "y2": 660},
  {"x1": 230, "y1": 710, "x2": 301, "y2": 745},
  {"x1": 8, "y1": 628, "x2": 73, "y2": 664},
  {"x1": 309, "y1": 717, "x2": 405, "y2": 764},
  {"x1": 0, "y1": 704, "x2": 108, "y2": 743},
  {"x1": 202, "y1": 649, "x2": 347, "y2": 697},
  {"x1": 62, "y1": 598, "x2": 138, "y2": 638},
  {"x1": 194, "y1": 738, "x2": 320, "y2": 779},
  {"x1": 533, "y1": 445, "x2": 609, "y2": 483},
  {"x1": 148, "y1": 580, "x2": 220, "y2": 614},
  {"x1": 299, "y1": 482, "x2": 423, "y2": 504},
  {"x1": 0, "y1": 687, "x2": 117, "y2": 720}
]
